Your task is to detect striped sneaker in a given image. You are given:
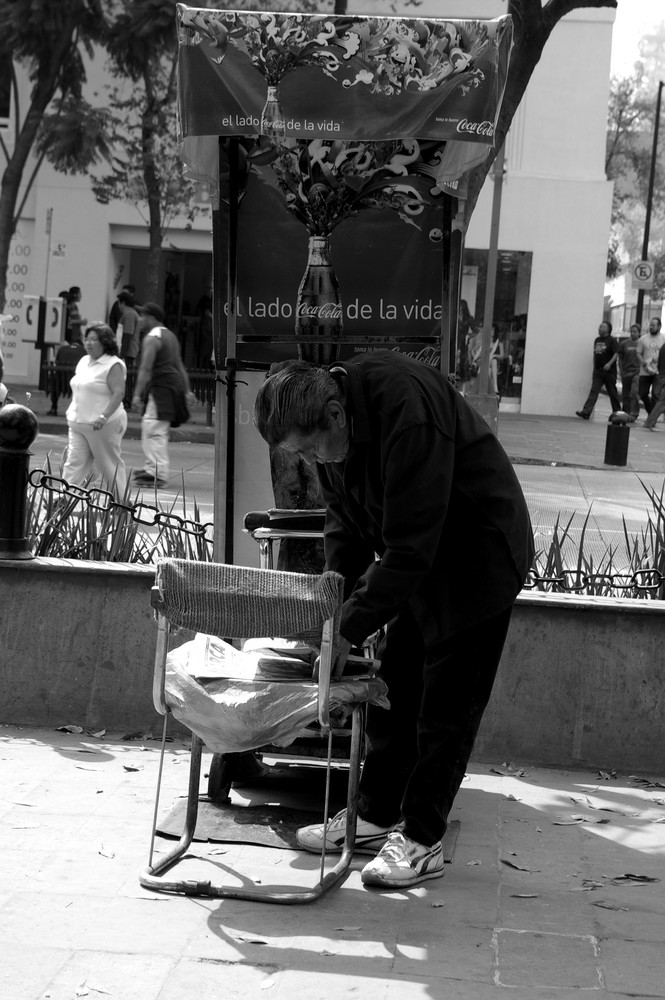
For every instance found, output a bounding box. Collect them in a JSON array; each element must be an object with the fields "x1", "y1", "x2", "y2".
[
  {"x1": 296, "y1": 808, "x2": 394, "y2": 855},
  {"x1": 361, "y1": 830, "x2": 444, "y2": 888}
]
